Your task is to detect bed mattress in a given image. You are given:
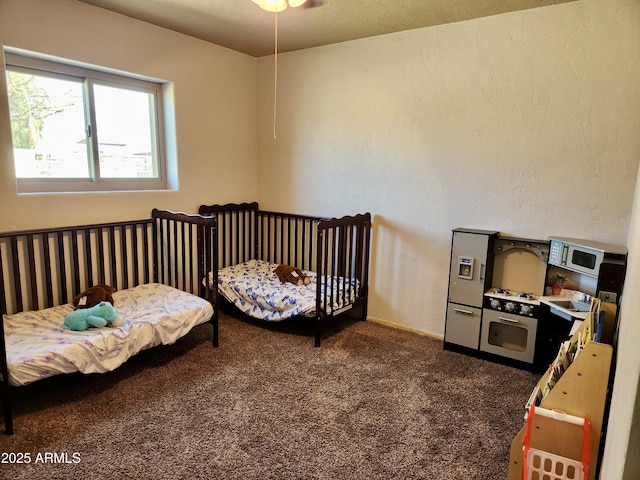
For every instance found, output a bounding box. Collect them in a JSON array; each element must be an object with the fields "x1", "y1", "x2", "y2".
[
  {"x1": 2, "y1": 283, "x2": 213, "y2": 387},
  {"x1": 208, "y1": 259, "x2": 358, "y2": 322}
]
